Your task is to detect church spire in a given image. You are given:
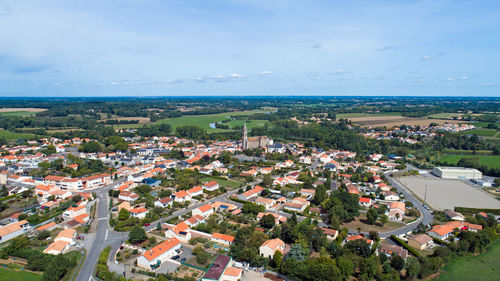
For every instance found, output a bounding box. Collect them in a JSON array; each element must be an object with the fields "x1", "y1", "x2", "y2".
[{"x1": 242, "y1": 121, "x2": 248, "y2": 150}]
